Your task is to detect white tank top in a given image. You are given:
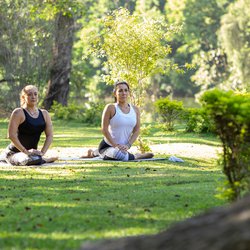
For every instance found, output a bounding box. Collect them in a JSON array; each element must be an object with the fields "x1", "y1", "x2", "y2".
[{"x1": 104, "y1": 103, "x2": 137, "y2": 145}]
